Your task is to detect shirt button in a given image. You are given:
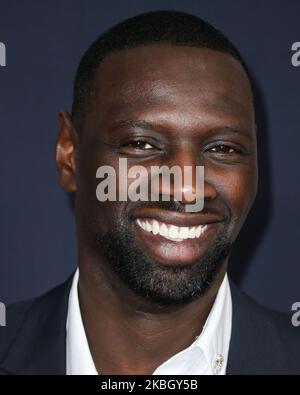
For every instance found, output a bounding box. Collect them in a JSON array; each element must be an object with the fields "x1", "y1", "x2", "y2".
[{"x1": 212, "y1": 354, "x2": 224, "y2": 375}]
